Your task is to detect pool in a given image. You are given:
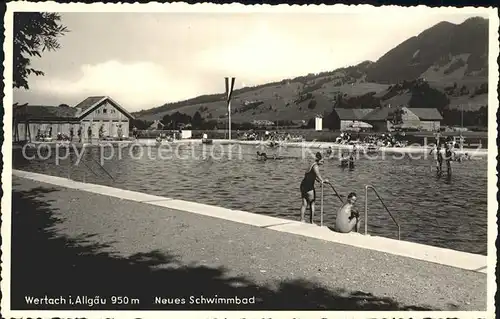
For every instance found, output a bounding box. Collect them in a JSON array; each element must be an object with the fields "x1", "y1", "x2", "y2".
[{"x1": 13, "y1": 142, "x2": 488, "y2": 255}]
